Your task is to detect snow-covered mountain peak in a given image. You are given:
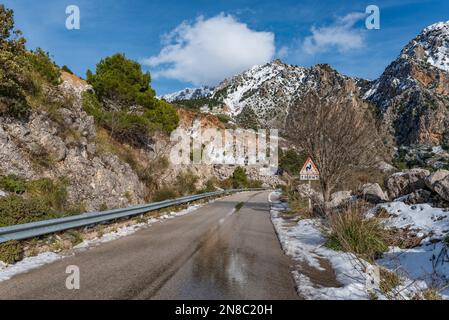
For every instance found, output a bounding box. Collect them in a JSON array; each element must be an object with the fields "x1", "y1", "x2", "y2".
[
  {"x1": 402, "y1": 20, "x2": 449, "y2": 72},
  {"x1": 212, "y1": 59, "x2": 308, "y2": 117},
  {"x1": 159, "y1": 86, "x2": 214, "y2": 102}
]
